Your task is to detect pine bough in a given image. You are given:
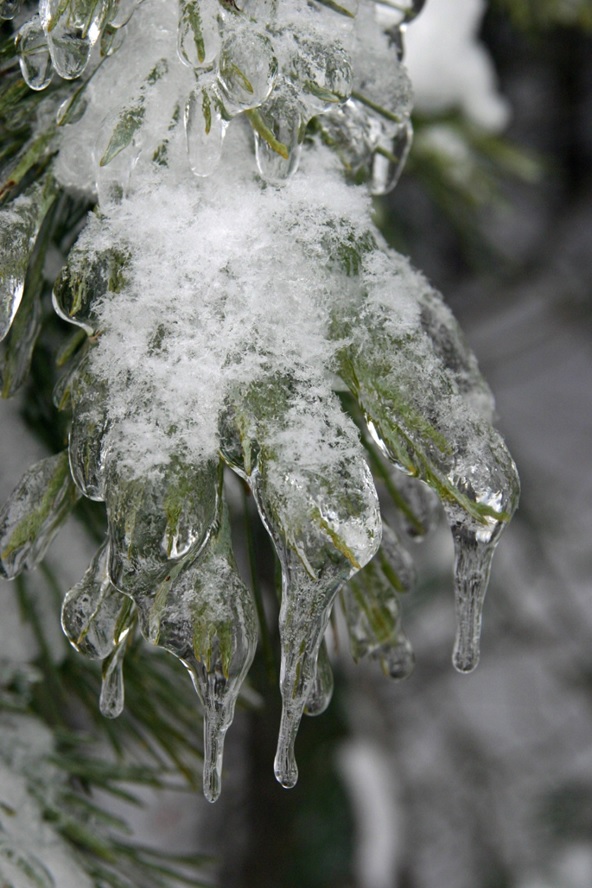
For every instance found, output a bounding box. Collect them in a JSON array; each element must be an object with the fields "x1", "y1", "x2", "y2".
[{"x1": 0, "y1": 0, "x2": 519, "y2": 802}]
